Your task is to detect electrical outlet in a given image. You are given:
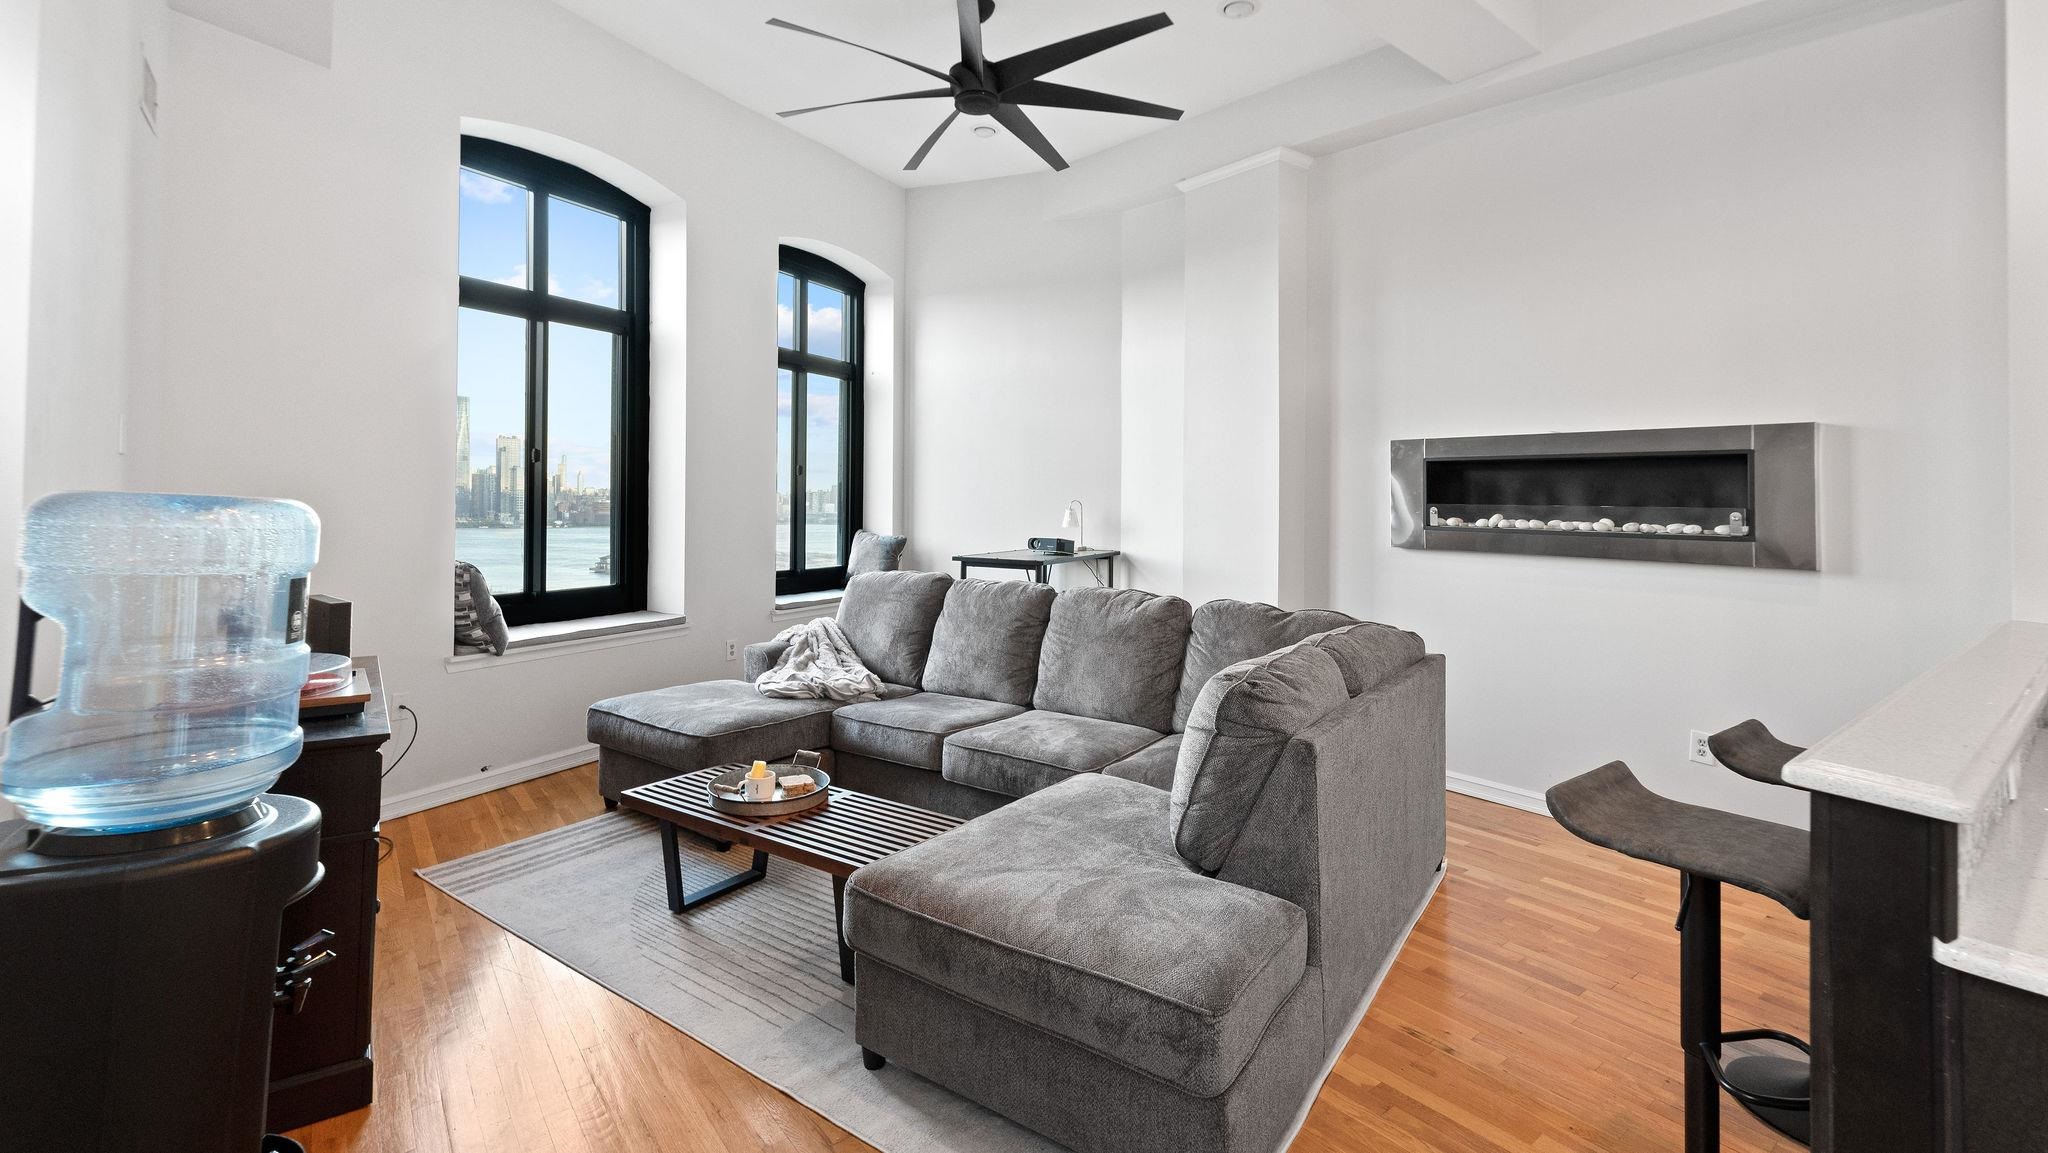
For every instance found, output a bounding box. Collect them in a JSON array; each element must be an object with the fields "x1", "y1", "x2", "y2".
[
  {"x1": 1689, "y1": 730, "x2": 1716, "y2": 766},
  {"x1": 725, "y1": 639, "x2": 738, "y2": 661}
]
